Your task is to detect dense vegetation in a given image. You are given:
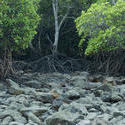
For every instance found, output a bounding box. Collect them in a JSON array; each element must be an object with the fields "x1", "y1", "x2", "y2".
[
  {"x1": 76, "y1": 0, "x2": 125, "y2": 55},
  {"x1": 0, "y1": 0, "x2": 125, "y2": 77},
  {"x1": 0, "y1": 0, "x2": 40, "y2": 78}
]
